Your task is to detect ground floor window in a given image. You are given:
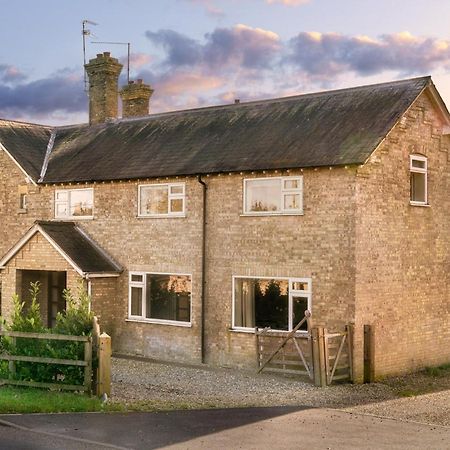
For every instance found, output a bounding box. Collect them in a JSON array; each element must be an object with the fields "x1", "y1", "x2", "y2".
[
  {"x1": 233, "y1": 276, "x2": 311, "y2": 332},
  {"x1": 129, "y1": 272, "x2": 191, "y2": 325}
]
